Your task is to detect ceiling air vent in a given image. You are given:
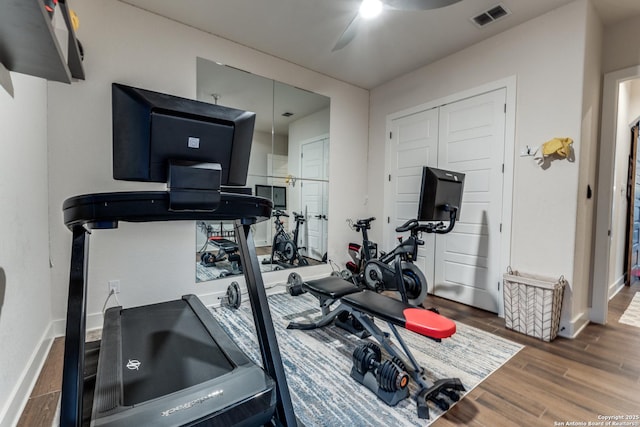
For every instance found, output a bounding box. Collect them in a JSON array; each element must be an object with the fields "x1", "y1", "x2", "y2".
[{"x1": 471, "y1": 4, "x2": 511, "y2": 28}]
